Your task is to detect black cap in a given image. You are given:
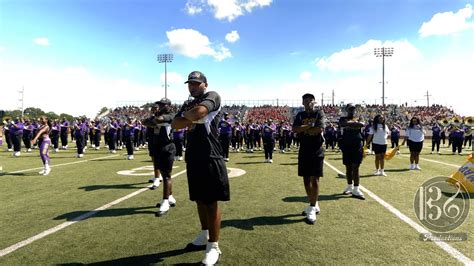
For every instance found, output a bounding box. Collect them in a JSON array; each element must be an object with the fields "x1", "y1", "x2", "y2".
[
  {"x1": 185, "y1": 71, "x2": 207, "y2": 84},
  {"x1": 155, "y1": 98, "x2": 171, "y2": 105},
  {"x1": 345, "y1": 103, "x2": 356, "y2": 110}
]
